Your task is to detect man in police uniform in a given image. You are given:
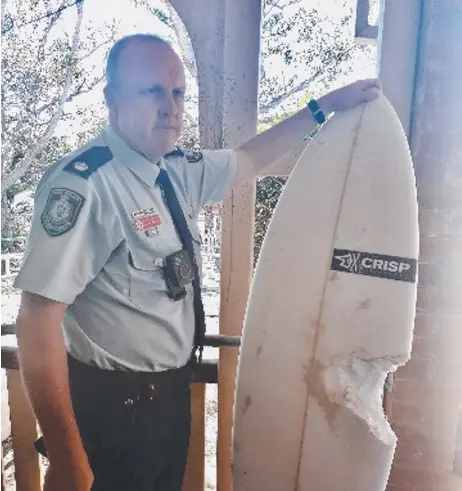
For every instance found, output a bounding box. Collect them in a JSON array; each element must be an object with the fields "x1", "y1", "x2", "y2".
[{"x1": 14, "y1": 34, "x2": 380, "y2": 491}]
